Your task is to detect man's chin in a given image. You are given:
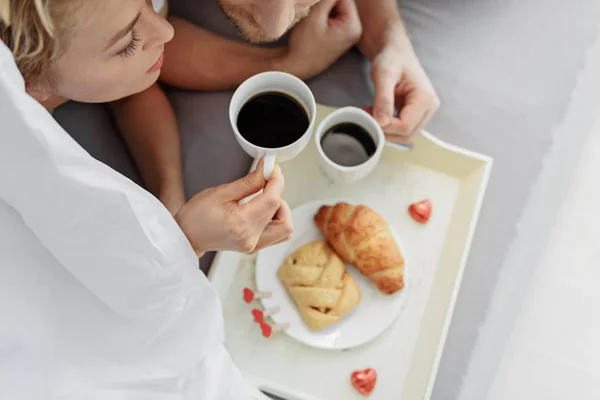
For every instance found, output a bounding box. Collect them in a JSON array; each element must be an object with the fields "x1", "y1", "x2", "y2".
[
  {"x1": 231, "y1": 21, "x2": 293, "y2": 44},
  {"x1": 244, "y1": 31, "x2": 285, "y2": 44},
  {"x1": 218, "y1": 0, "x2": 305, "y2": 43},
  {"x1": 240, "y1": 18, "x2": 303, "y2": 43}
]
